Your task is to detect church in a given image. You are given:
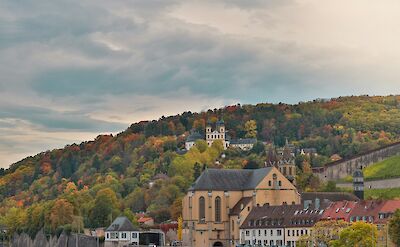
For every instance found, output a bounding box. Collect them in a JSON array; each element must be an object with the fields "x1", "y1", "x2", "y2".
[
  {"x1": 185, "y1": 119, "x2": 257, "y2": 151},
  {"x1": 181, "y1": 167, "x2": 301, "y2": 247}
]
